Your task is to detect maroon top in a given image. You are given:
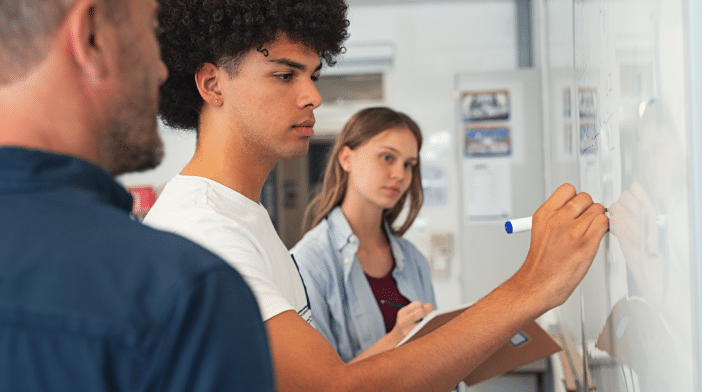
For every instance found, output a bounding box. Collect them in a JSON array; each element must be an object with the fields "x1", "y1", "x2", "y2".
[{"x1": 365, "y1": 264, "x2": 410, "y2": 333}]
